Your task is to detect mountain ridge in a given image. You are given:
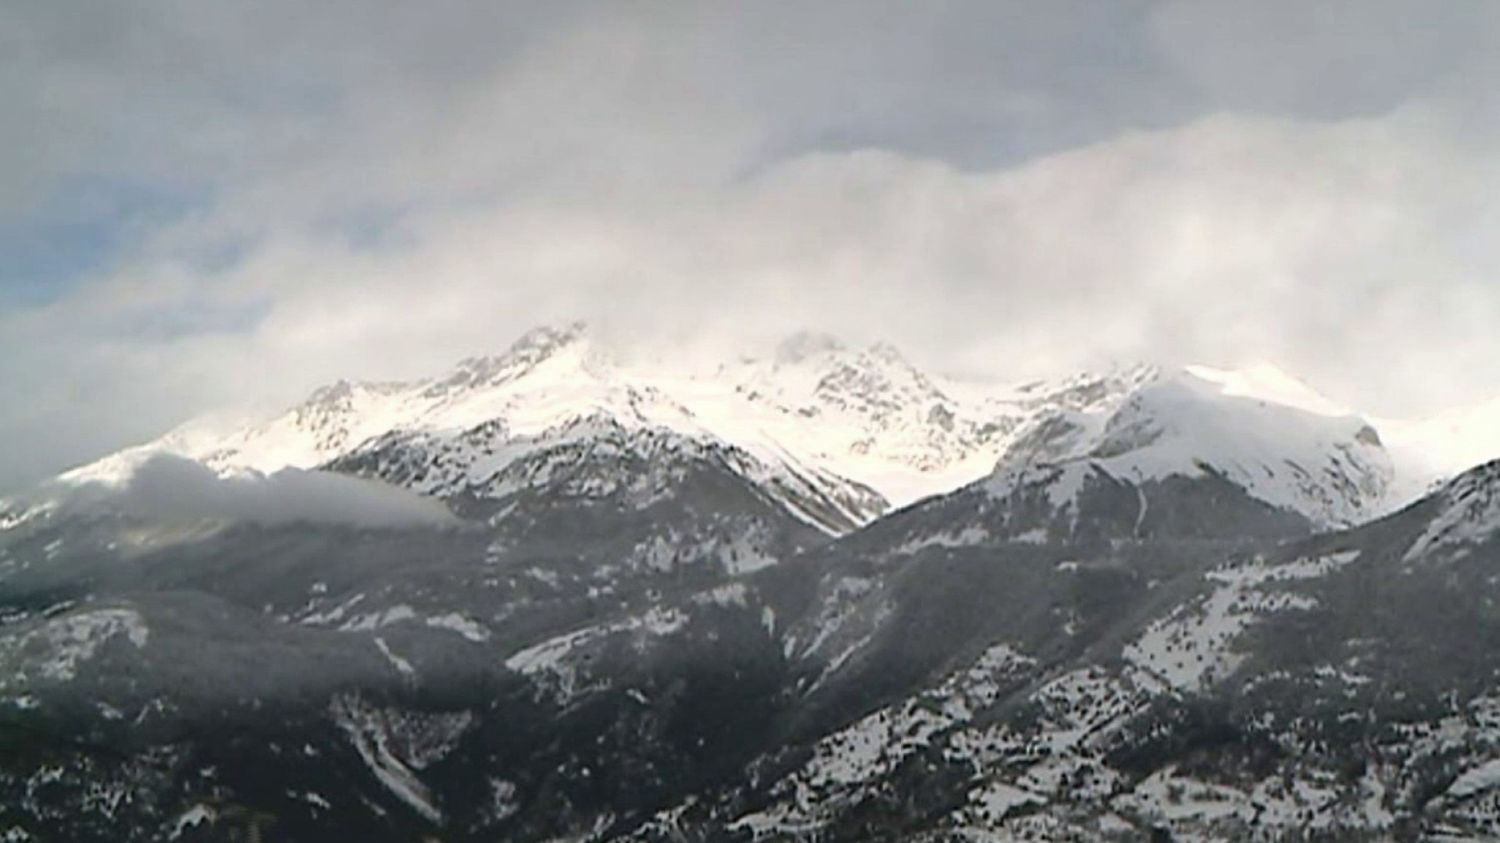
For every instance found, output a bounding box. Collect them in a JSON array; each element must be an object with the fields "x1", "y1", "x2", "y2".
[
  {"x1": 8, "y1": 328, "x2": 1500, "y2": 841},
  {"x1": 46, "y1": 323, "x2": 1486, "y2": 534}
]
